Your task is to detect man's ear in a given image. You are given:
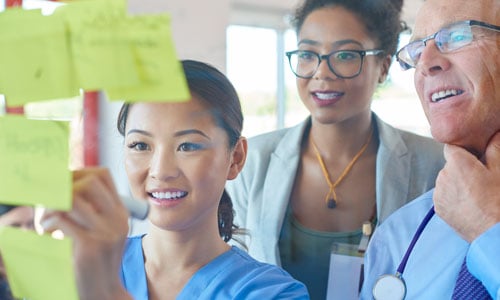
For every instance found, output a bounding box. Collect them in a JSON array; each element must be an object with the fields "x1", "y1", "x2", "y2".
[
  {"x1": 227, "y1": 137, "x2": 247, "y2": 180},
  {"x1": 378, "y1": 55, "x2": 392, "y2": 84}
]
